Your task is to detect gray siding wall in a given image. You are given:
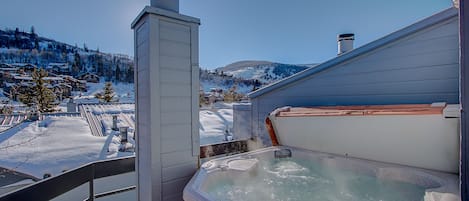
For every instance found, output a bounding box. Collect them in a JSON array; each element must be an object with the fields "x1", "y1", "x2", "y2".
[
  {"x1": 135, "y1": 11, "x2": 199, "y2": 201},
  {"x1": 233, "y1": 103, "x2": 252, "y2": 140},
  {"x1": 252, "y1": 17, "x2": 459, "y2": 145}
]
